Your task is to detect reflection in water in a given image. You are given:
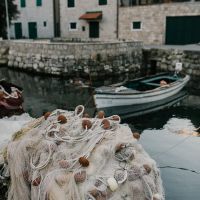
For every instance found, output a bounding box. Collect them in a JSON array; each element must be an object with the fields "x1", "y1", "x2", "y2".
[
  {"x1": 0, "y1": 67, "x2": 200, "y2": 200},
  {"x1": 0, "y1": 67, "x2": 199, "y2": 125},
  {"x1": 0, "y1": 67, "x2": 95, "y2": 117}
]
